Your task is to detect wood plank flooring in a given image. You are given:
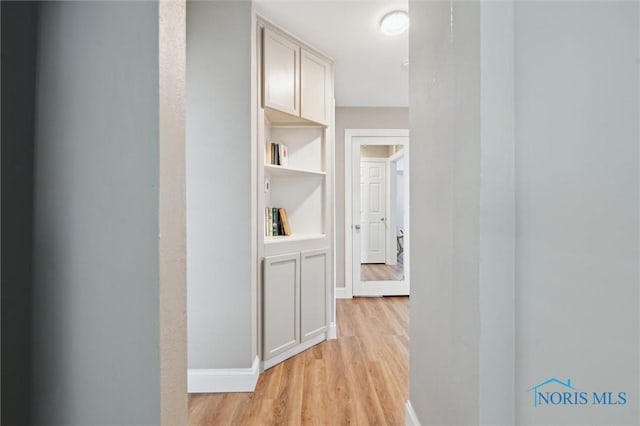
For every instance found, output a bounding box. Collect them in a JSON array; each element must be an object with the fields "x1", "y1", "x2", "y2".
[
  {"x1": 361, "y1": 263, "x2": 404, "y2": 281},
  {"x1": 188, "y1": 297, "x2": 409, "y2": 426}
]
